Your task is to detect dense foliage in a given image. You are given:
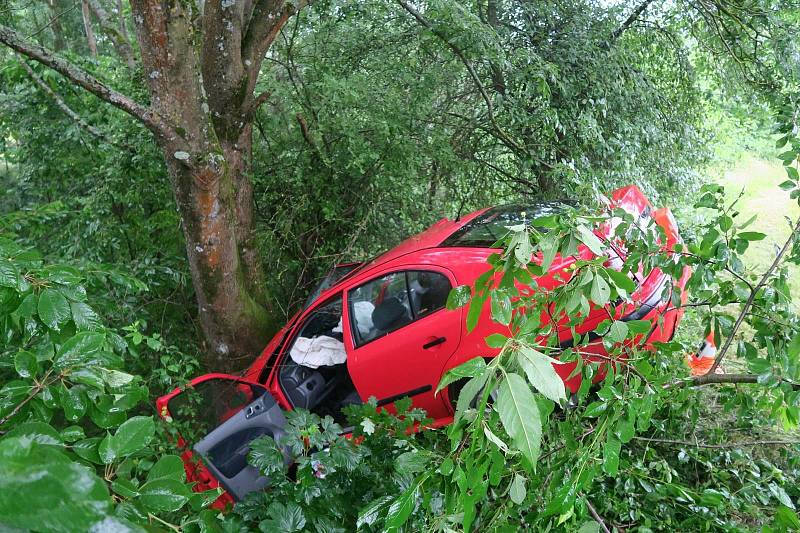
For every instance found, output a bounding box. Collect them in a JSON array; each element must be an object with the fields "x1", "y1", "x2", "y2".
[{"x1": 1, "y1": 0, "x2": 800, "y2": 531}]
